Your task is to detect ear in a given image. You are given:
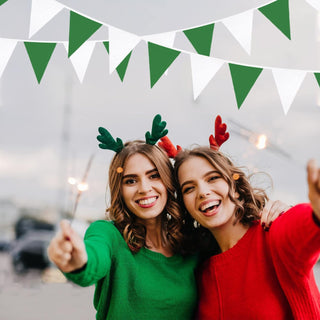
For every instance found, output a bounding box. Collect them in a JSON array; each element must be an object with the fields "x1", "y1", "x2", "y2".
[{"x1": 234, "y1": 191, "x2": 240, "y2": 199}]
